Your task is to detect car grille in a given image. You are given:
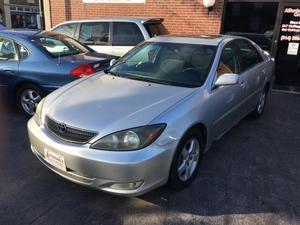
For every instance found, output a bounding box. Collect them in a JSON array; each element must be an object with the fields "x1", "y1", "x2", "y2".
[{"x1": 45, "y1": 116, "x2": 98, "y2": 144}]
